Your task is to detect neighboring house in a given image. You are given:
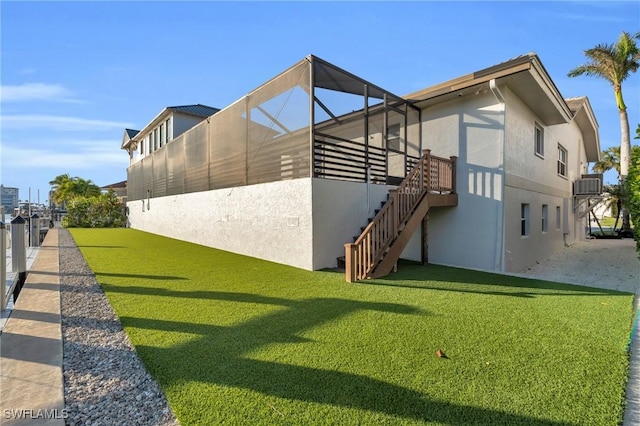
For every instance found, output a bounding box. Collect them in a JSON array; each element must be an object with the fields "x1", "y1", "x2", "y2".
[
  {"x1": 101, "y1": 180, "x2": 128, "y2": 204},
  {"x1": 122, "y1": 53, "x2": 601, "y2": 278},
  {"x1": 121, "y1": 104, "x2": 221, "y2": 165}
]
